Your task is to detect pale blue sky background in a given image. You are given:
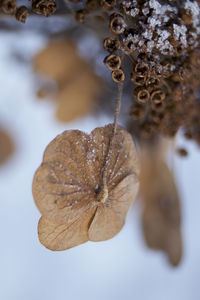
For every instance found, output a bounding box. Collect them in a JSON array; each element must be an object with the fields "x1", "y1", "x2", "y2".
[{"x1": 0, "y1": 31, "x2": 200, "y2": 300}]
